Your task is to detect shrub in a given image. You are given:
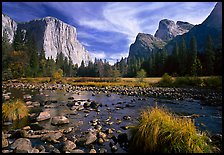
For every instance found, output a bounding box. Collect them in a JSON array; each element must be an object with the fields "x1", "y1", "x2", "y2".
[
  {"x1": 136, "y1": 69, "x2": 147, "y2": 82},
  {"x1": 158, "y1": 73, "x2": 173, "y2": 86},
  {"x1": 174, "y1": 77, "x2": 203, "y2": 87},
  {"x1": 203, "y1": 76, "x2": 222, "y2": 88},
  {"x1": 2, "y1": 99, "x2": 29, "y2": 122},
  {"x1": 129, "y1": 107, "x2": 212, "y2": 153},
  {"x1": 52, "y1": 69, "x2": 63, "y2": 80}
]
